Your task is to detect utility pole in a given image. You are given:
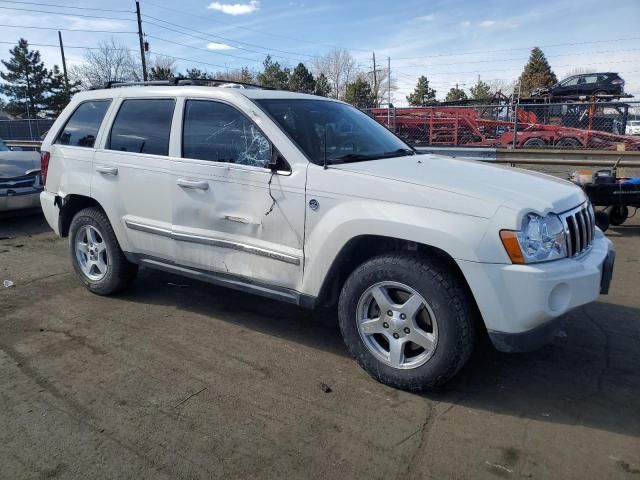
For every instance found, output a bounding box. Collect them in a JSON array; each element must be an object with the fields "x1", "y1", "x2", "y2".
[
  {"x1": 136, "y1": 1, "x2": 148, "y2": 81},
  {"x1": 387, "y1": 56, "x2": 391, "y2": 125},
  {"x1": 372, "y1": 52, "x2": 378, "y2": 107},
  {"x1": 57, "y1": 31, "x2": 69, "y2": 90}
]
